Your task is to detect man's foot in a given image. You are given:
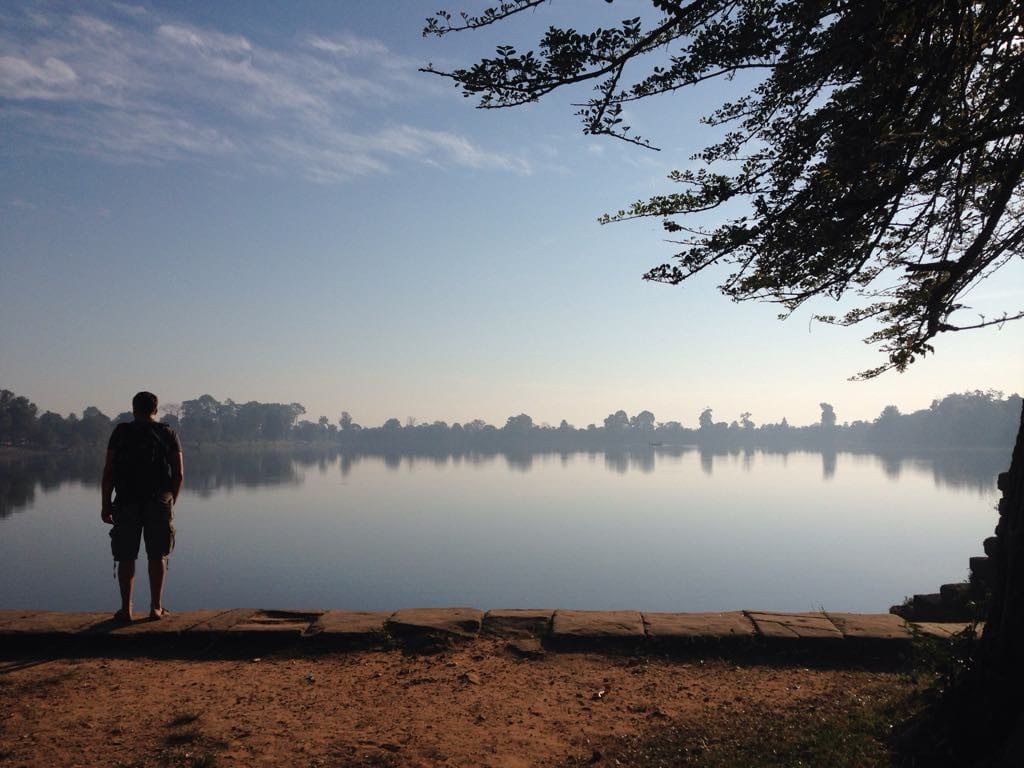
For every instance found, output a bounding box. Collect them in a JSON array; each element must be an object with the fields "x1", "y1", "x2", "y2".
[
  {"x1": 113, "y1": 608, "x2": 133, "y2": 623},
  {"x1": 149, "y1": 607, "x2": 170, "y2": 620}
]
